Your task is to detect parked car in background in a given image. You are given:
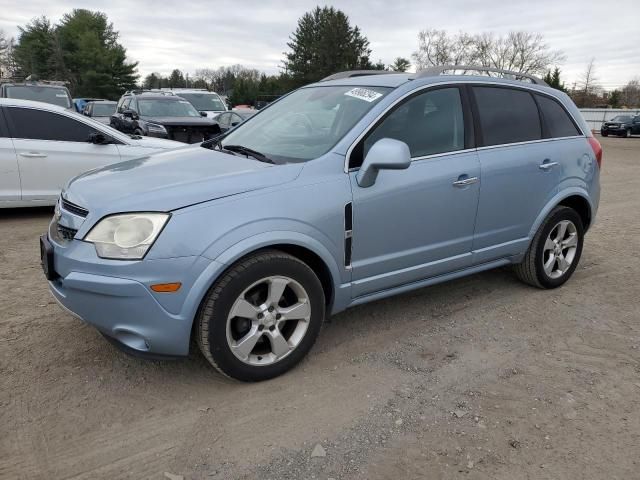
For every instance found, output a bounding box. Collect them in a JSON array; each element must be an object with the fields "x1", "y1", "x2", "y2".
[
  {"x1": 43, "y1": 67, "x2": 601, "y2": 381},
  {"x1": 160, "y1": 88, "x2": 228, "y2": 118},
  {"x1": 83, "y1": 100, "x2": 117, "y2": 125},
  {"x1": 73, "y1": 97, "x2": 105, "y2": 113},
  {"x1": 600, "y1": 115, "x2": 640, "y2": 137},
  {"x1": 1, "y1": 79, "x2": 73, "y2": 111},
  {"x1": 0, "y1": 98, "x2": 183, "y2": 207},
  {"x1": 213, "y1": 109, "x2": 257, "y2": 133},
  {"x1": 110, "y1": 91, "x2": 220, "y2": 143}
]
